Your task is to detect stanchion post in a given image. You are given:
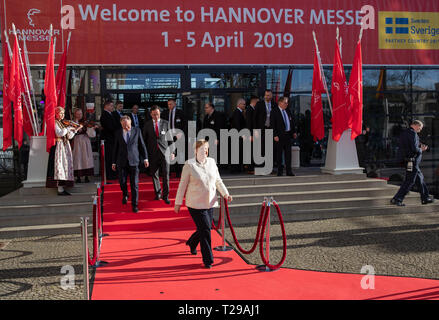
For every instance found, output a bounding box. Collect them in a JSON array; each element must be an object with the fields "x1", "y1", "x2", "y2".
[
  {"x1": 91, "y1": 196, "x2": 108, "y2": 269},
  {"x1": 256, "y1": 197, "x2": 276, "y2": 272},
  {"x1": 101, "y1": 140, "x2": 106, "y2": 185},
  {"x1": 214, "y1": 196, "x2": 233, "y2": 252},
  {"x1": 80, "y1": 217, "x2": 90, "y2": 300}
]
